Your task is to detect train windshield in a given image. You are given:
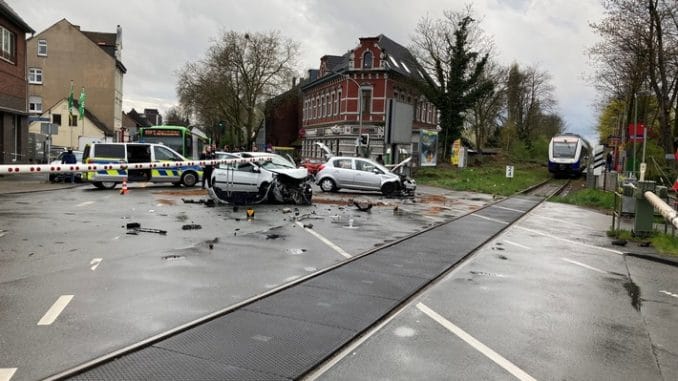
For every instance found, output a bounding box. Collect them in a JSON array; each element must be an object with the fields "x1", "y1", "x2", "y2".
[{"x1": 553, "y1": 141, "x2": 578, "y2": 158}]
